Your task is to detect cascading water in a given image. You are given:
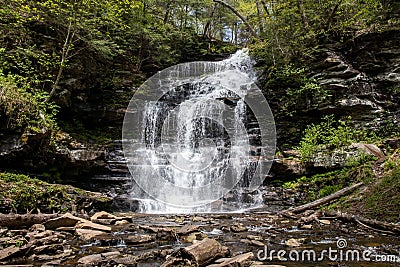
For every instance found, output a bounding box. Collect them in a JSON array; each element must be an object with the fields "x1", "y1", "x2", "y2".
[{"x1": 122, "y1": 48, "x2": 275, "y2": 213}]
